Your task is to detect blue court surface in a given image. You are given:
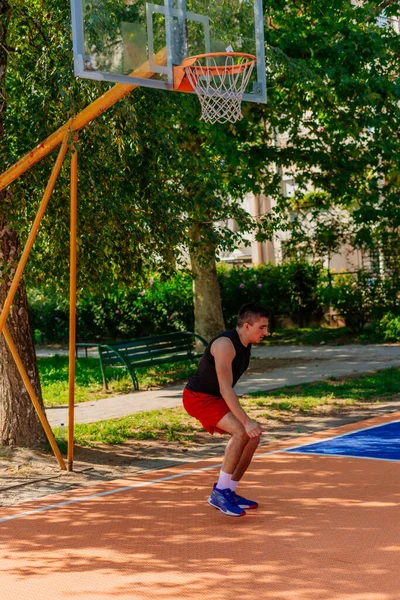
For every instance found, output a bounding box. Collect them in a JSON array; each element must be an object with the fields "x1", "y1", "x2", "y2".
[{"x1": 286, "y1": 420, "x2": 400, "y2": 461}]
